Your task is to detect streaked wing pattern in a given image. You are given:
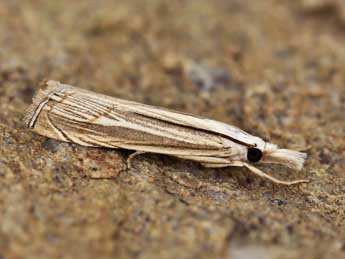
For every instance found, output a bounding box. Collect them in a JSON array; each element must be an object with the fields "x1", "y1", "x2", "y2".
[{"x1": 33, "y1": 86, "x2": 236, "y2": 157}]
